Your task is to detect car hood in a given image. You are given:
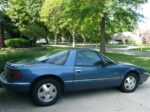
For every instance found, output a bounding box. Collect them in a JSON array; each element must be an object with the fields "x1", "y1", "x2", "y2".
[{"x1": 116, "y1": 61, "x2": 142, "y2": 69}]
